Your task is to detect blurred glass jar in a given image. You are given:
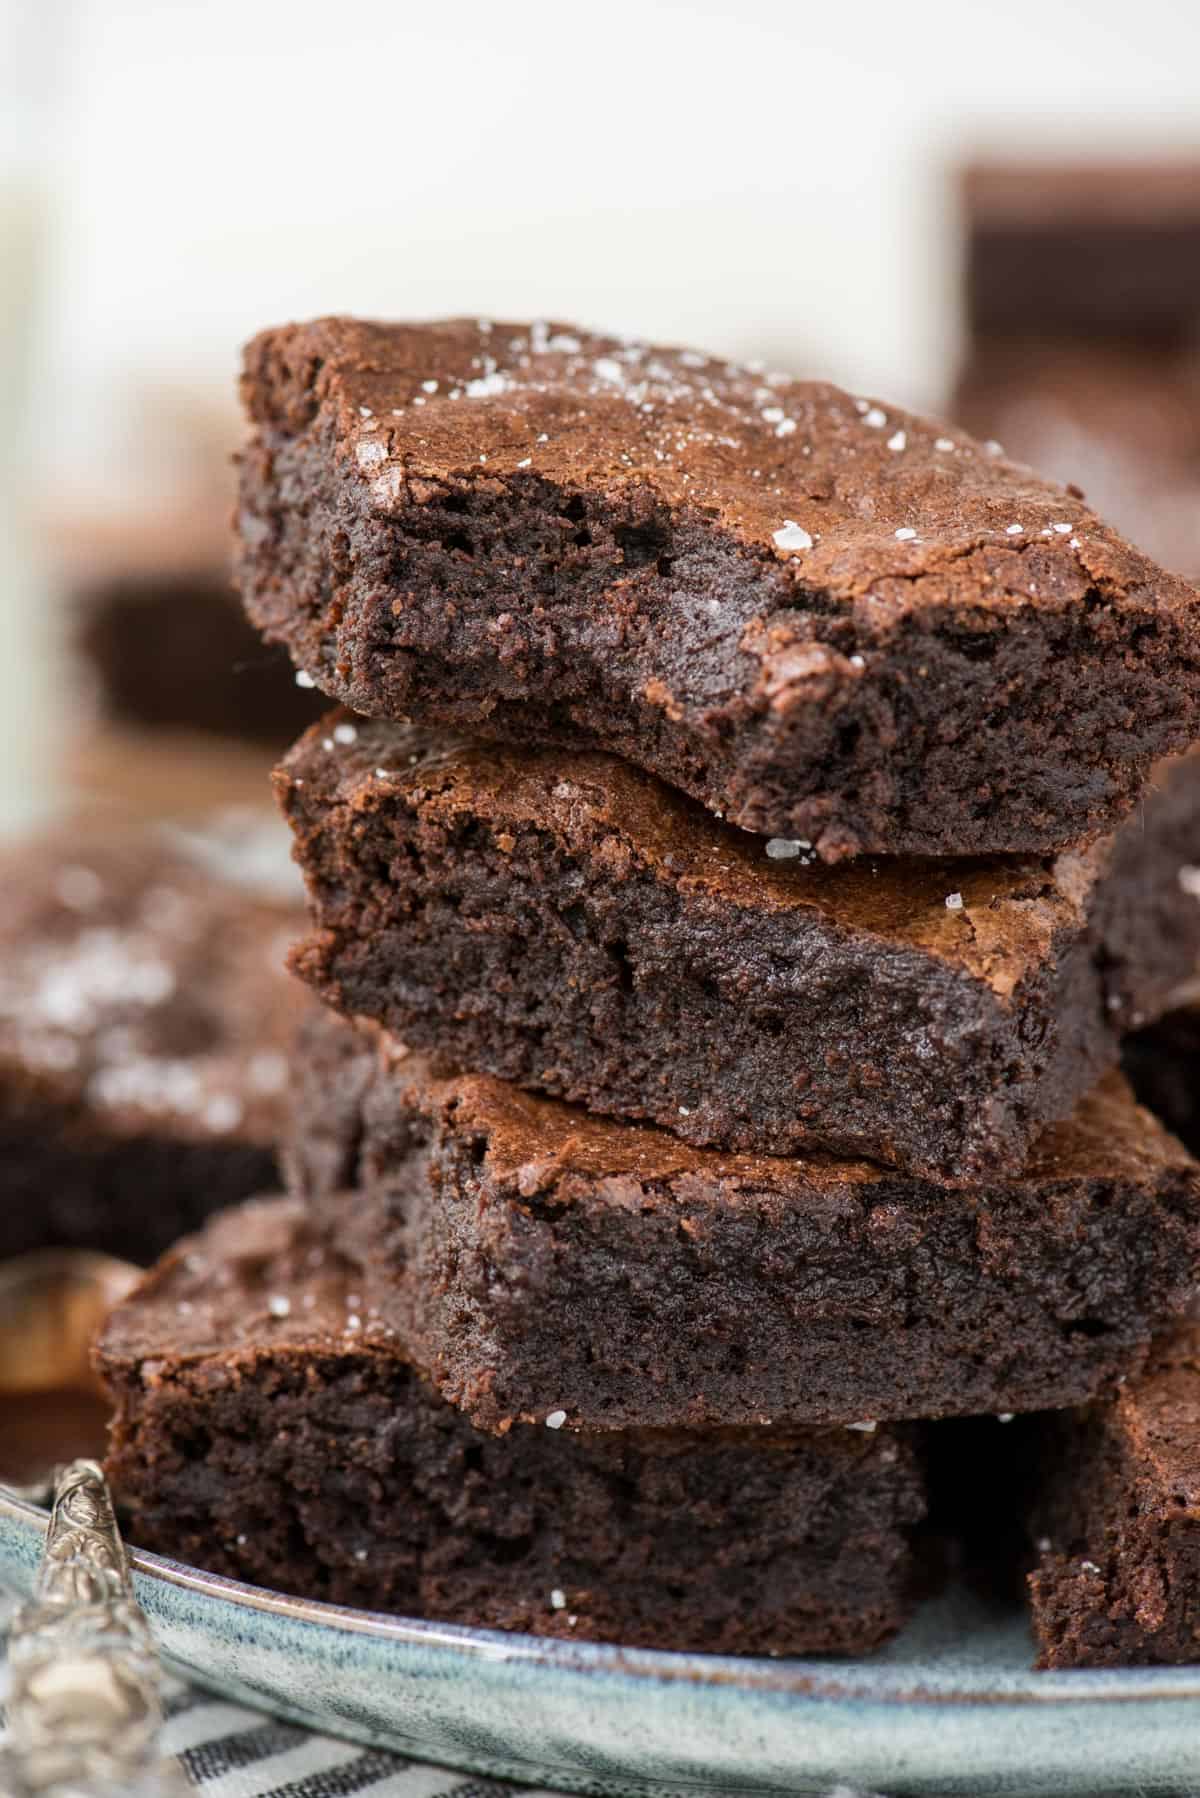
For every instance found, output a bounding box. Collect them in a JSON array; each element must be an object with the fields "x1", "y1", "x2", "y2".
[{"x1": 0, "y1": 1, "x2": 69, "y2": 477}]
